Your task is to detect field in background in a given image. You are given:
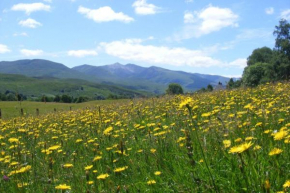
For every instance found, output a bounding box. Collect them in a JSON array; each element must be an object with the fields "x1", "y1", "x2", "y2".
[
  {"x1": 0, "y1": 82, "x2": 289, "y2": 192},
  {"x1": 0, "y1": 100, "x2": 129, "y2": 119}
]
